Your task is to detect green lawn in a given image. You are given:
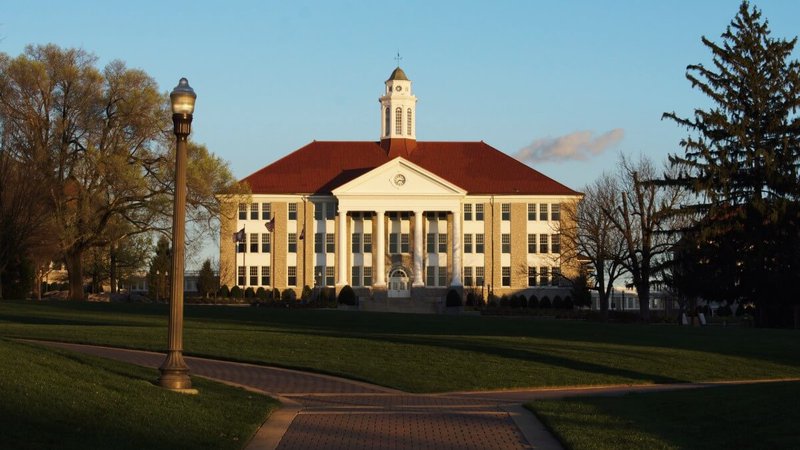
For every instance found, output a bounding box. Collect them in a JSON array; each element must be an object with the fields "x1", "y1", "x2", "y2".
[
  {"x1": 0, "y1": 338, "x2": 279, "y2": 450},
  {"x1": 527, "y1": 381, "x2": 800, "y2": 449},
  {"x1": 1, "y1": 301, "x2": 798, "y2": 392}
]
